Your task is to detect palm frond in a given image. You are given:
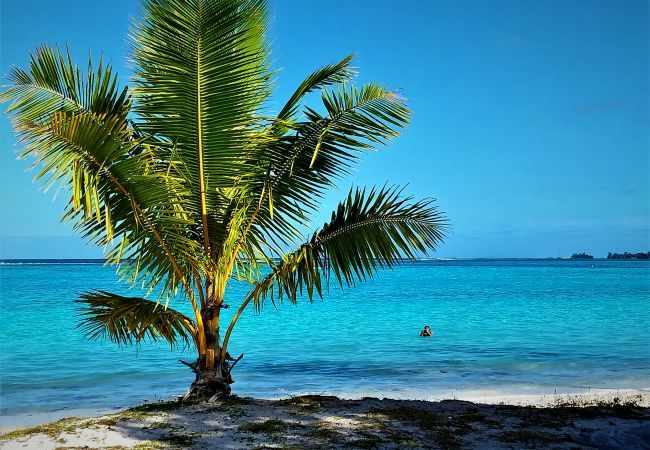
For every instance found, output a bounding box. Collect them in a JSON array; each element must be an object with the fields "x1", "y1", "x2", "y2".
[
  {"x1": 131, "y1": 0, "x2": 273, "y2": 253},
  {"x1": 220, "y1": 185, "x2": 446, "y2": 359},
  {"x1": 77, "y1": 290, "x2": 196, "y2": 348},
  {"x1": 274, "y1": 54, "x2": 355, "y2": 129},
  {"x1": 250, "y1": 185, "x2": 447, "y2": 311},
  {"x1": 243, "y1": 84, "x2": 411, "y2": 260},
  {"x1": 1, "y1": 45, "x2": 130, "y2": 124},
  {"x1": 2, "y1": 45, "x2": 207, "y2": 301}
]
